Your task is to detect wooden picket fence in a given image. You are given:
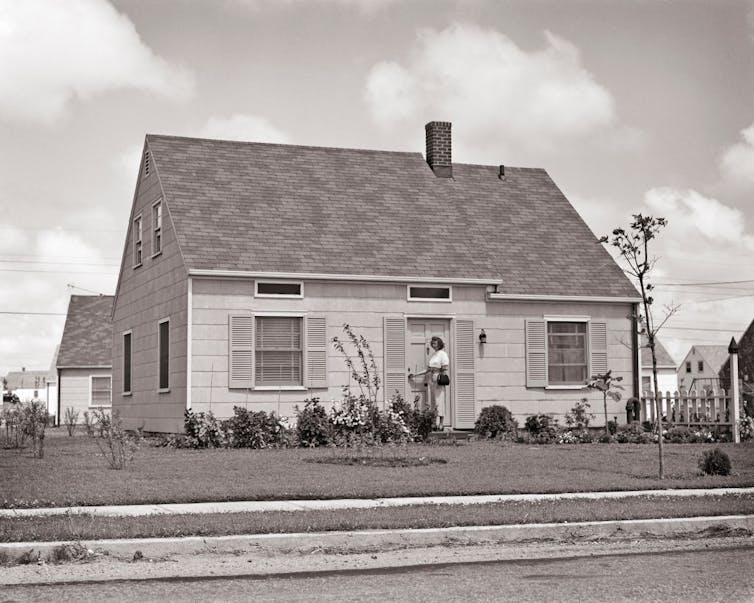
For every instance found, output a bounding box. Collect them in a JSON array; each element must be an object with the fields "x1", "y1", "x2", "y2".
[{"x1": 640, "y1": 389, "x2": 735, "y2": 428}]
